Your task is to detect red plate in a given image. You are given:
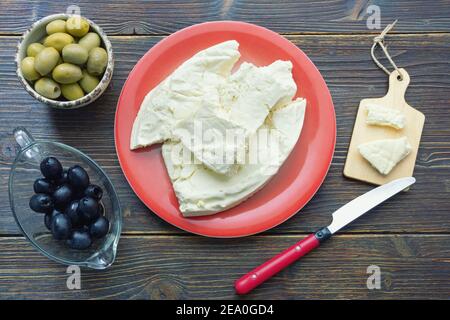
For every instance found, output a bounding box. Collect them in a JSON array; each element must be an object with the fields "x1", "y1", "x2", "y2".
[{"x1": 115, "y1": 21, "x2": 335, "y2": 237}]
